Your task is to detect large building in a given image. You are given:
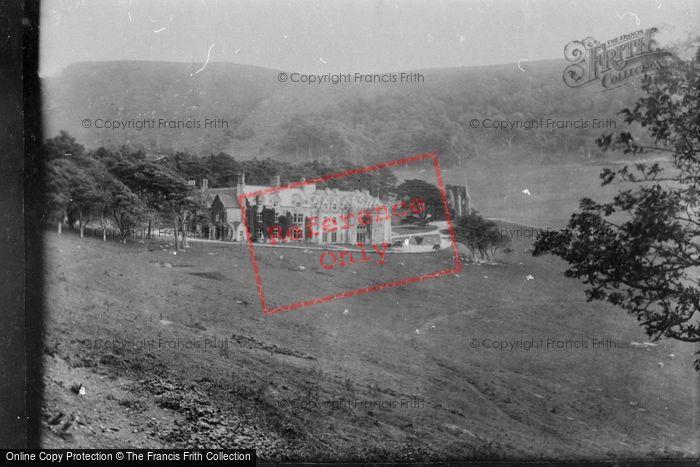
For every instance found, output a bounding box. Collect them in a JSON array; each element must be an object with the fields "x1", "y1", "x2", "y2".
[{"x1": 208, "y1": 174, "x2": 392, "y2": 245}]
